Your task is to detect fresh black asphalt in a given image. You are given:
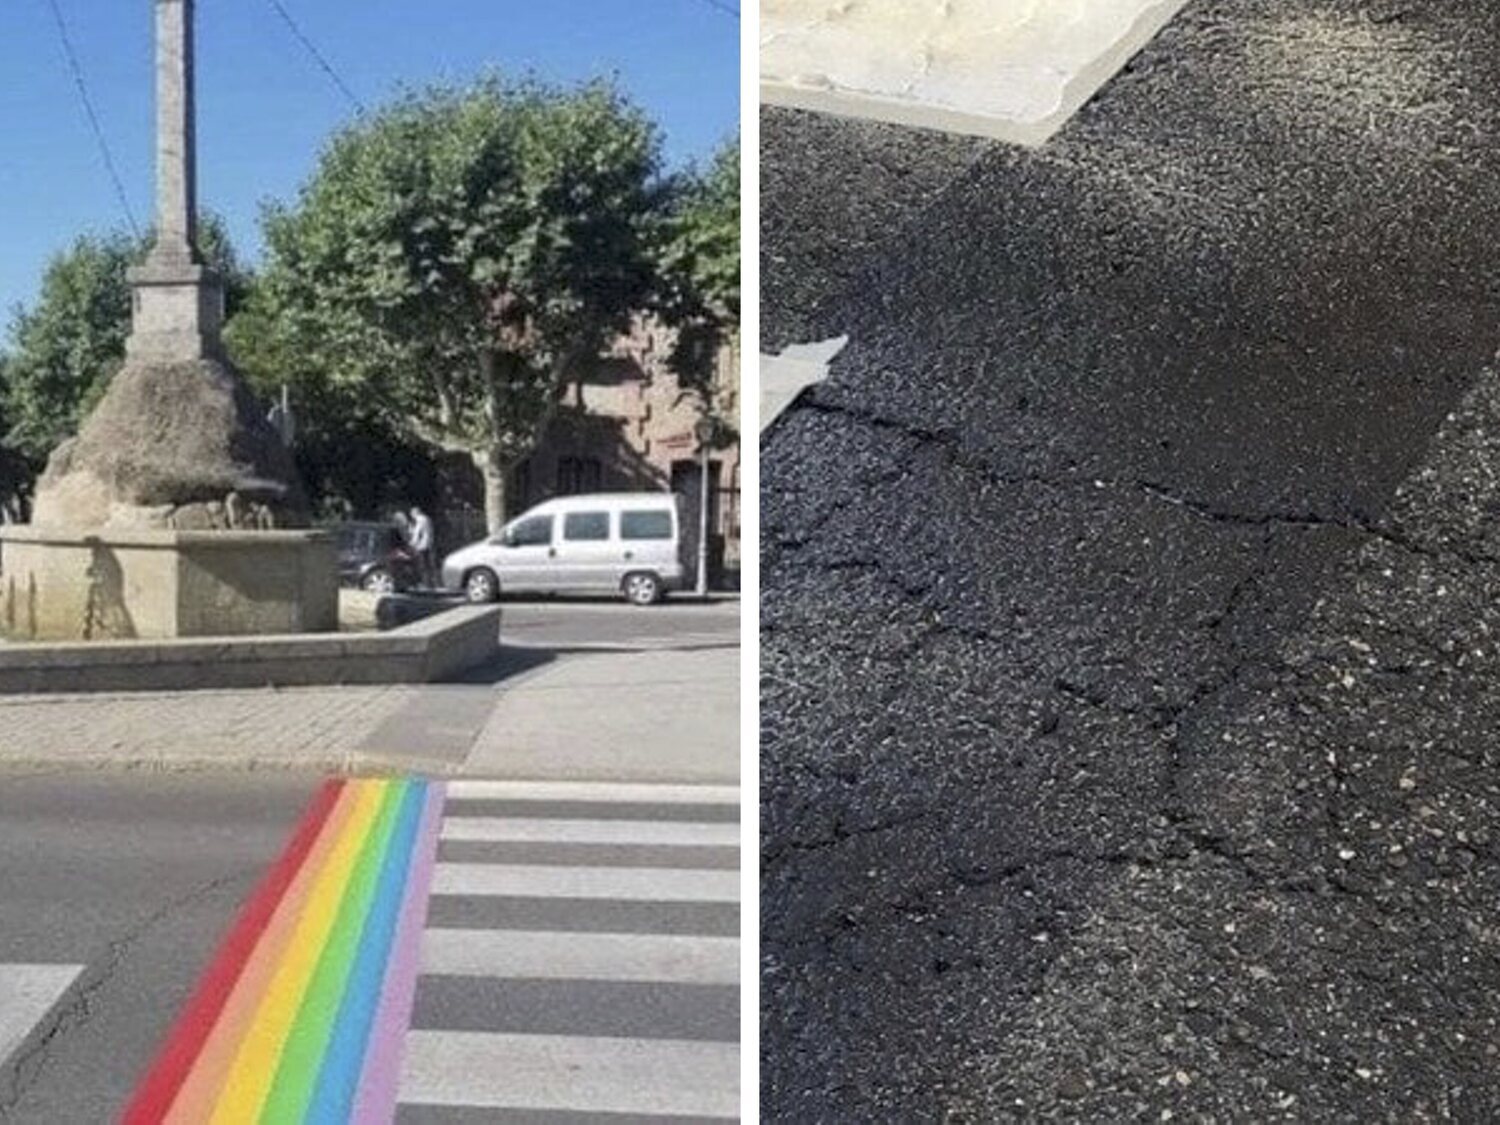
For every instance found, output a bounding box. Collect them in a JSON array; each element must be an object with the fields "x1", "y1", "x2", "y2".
[{"x1": 762, "y1": 1, "x2": 1500, "y2": 1119}]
